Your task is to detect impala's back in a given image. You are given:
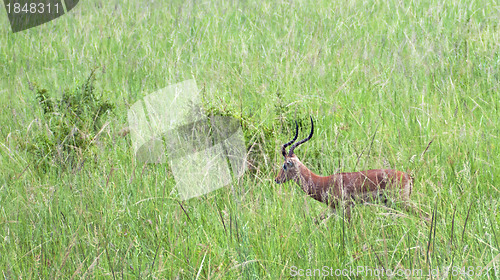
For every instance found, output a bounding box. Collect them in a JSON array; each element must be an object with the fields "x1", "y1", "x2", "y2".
[{"x1": 331, "y1": 169, "x2": 413, "y2": 202}]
